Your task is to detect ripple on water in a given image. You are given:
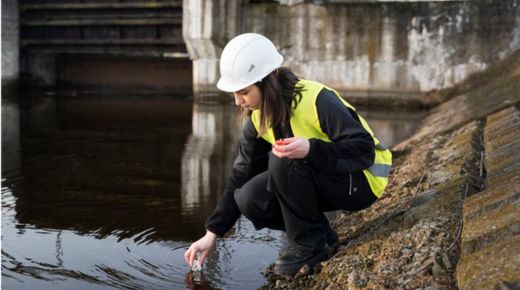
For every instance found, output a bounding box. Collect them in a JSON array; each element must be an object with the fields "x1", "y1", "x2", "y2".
[
  {"x1": 2, "y1": 228, "x2": 195, "y2": 290},
  {"x1": 2, "y1": 95, "x2": 289, "y2": 290}
]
